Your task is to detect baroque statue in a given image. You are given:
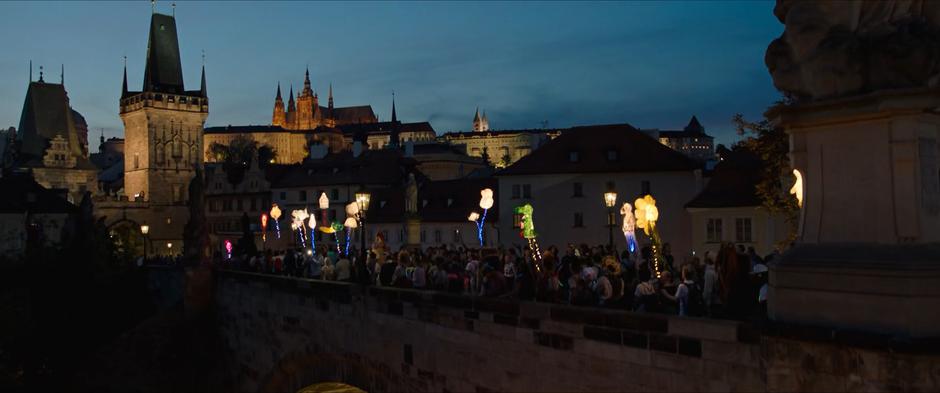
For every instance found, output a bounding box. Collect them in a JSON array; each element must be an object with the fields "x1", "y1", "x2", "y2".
[{"x1": 766, "y1": 0, "x2": 940, "y2": 103}]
